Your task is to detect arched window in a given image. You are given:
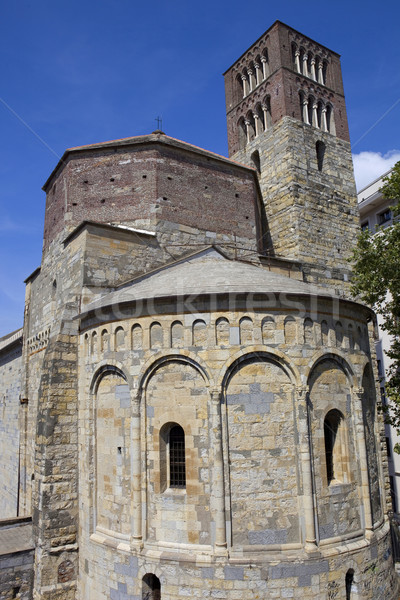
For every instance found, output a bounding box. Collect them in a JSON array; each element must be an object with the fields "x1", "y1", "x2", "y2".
[
  {"x1": 239, "y1": 316, "x2": 253, "y2": 344},
  {"x1": 246, "y1": 111, "x2": 256, "y2": 143},
  {"x1": 169, "y1": 425, "x2": 186, "y2": 487},
  {"x1": 150, "y1": 322, "x2": 163, "y2": 349},
  {"x1": 316, "y1": 101, "x2": 323, "y2": 129},
  {"x1": 142, "y1": 573, "x2": 161, "y2": 600},
  {"x1": 307, "y1": 96, "x2": 314, "y2": 127},
  {"x1": 236, "y1": 73, "x2": 244, "y2": 100},
  {"x1": 91, "y1": 331, "x2": 97, "y2": 355},
  {"x1": 335, "y1": 321, "x2": 343, "y2": 348},
  {"x1": 345, "y1": 569, "x2": 354, "y2": 600},
  {"x1": 160, "y1": 423, "x2": 186, "y2": 490},
  {"x1": 304, "y1": 318, "x2": 314, "y2": 345},
  {"x1": 316, "y1": 141, "x2": 326, "y2": 171},
  {"x1": 326, "y1": 104, "x2": 335, "y2": 135},
  {"x1": 216, "y1": 317, "x2": 230, "y2": 346},
  {"x1": 324, "y1": 409, "x2": 346, "y2": 485},
  {"x1": 262, "y1": 96, "x2": 272, "y2": 129},
  {"x1": 299, "y1": 91, "x2": 308, "y2": 124},
  {"x1": 192, "y1": 319, "x2": 207, "y2": 346},
  {"x1": 131, "y1": 324, "x2": 143, "y2": 349},
  {"x1": 284, "y1": 316, "x2": 296, "y2": 344},
  {"x1": 321, "y1": 320, "x2": 329, "y2": 346},
  {"x1": 101, "y1": 329, "x2": 109, "y2": 352},
  {"x1": 115, "y1": 326, "x2": 125, "y2": 350},
  {"x1": 238, "y1": 117, "x2": 247, "y2": 150},
  {"x1": 262, "y1": 316, "x2": 275, "y2": 344},
  {"x1": 322, "y1": 60, "x2": 328, "y2": 85},
  {"x1": 261, "y1": 49, "x2": 270, "y2": 79},
  {"x1": 251, "y1": 150, "x2": 261, "y2": 174},
  {"x1": 170, "y1": 320, "x2": 184, "y2": 348}
]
